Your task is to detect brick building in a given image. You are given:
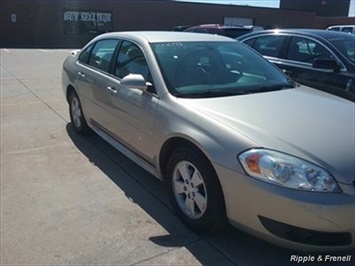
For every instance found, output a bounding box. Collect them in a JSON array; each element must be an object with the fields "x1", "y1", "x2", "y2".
[
  {"x1": 280, "y1": 0, "x2": 351, "y2": 17},
  {"x1": 1, "y1": 0, "x2": 354, "y2": 48}
]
